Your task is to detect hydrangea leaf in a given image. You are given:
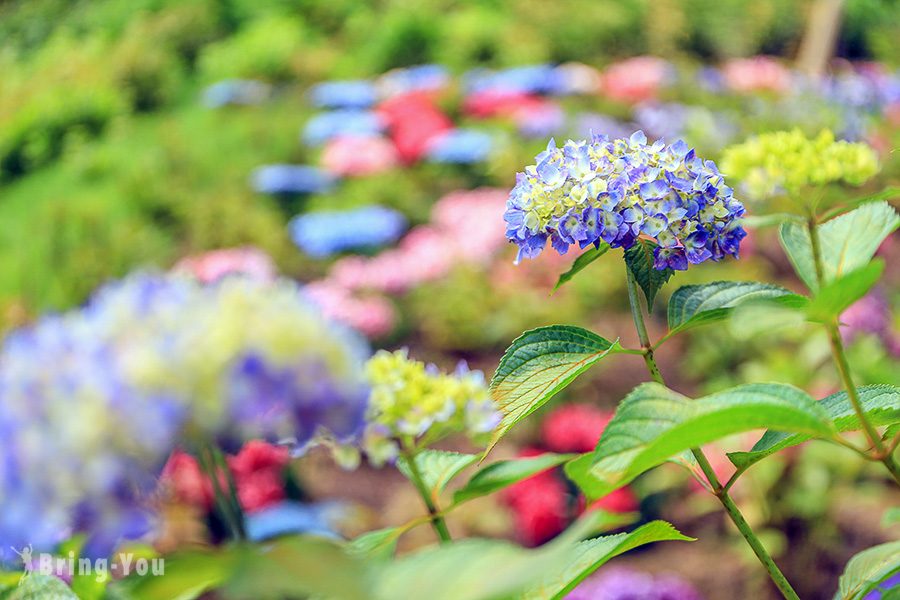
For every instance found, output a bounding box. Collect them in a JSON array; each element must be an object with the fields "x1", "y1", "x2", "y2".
[
  {"x1": 569, "y1": 382, "x2": 834, "y2": 499},
  {"x1": 487, "y1": 326, "x2": 622, "y2": 454},
  {"x1": 666, "y1": 281, "x2": 806, "y2": 337},
  {"x1": 806, "y1": 261, "x2": 884, "y2": 323},
  {"x1": 836, "y1": 540, "x2": 900, "y2": 600},
  {"x1": 728, "y1": 385, "x2": 900, "y2": 471},
  {"x1": 374, "y1": 516, "x2": 681, "y2": 600},
  {"x1": 624, "y1": 239, "x2": 674, "y2": 311},
  {"x1": 6, "y1": 575, "x2": 78, "y2": 600},
  {"x1": 553, "y1": 244, "x2": 610, "y2": 291},
  {"x1": 453, "y1": 453, "x2": 575, "y2": 504},
  {"x1": 521, "y1": 521, "x2": 694, "y2": 600},
  {"x1": 780, "y1": 201, "x2": 900, "y2": 293},
  {"x1": 397, "y1": 450, "x2": 478, "y2": 499},
  {"x1": 347, "y1": 527, "x2": 405, "y2": 560}
]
